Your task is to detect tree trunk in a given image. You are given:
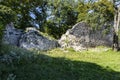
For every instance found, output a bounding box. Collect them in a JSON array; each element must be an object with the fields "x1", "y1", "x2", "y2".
[
  {"x1": 113, "y1": 31, "x2": 119, "y2": 51},
  {"x1": 113, "y1": 7, "x2": 120, "y2": 51}
]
